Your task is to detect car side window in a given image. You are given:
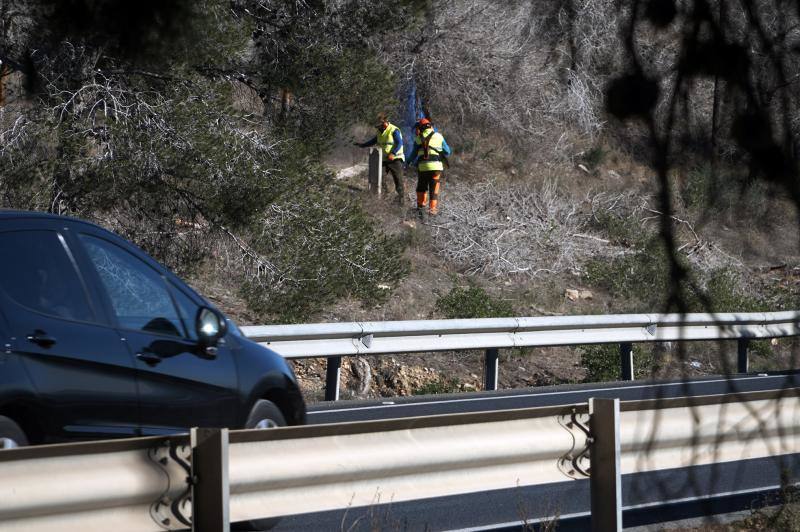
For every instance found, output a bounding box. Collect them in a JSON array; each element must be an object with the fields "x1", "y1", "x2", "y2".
[
  {"x1": 0, "y1": 230, "x2": 94, "y2": 322},
  {"x1": 169, "y1": 283, "x2": 200, "y2": 341},
  {"x1": 78, "y1": 234, "x2": 186, "y2": 337}
]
